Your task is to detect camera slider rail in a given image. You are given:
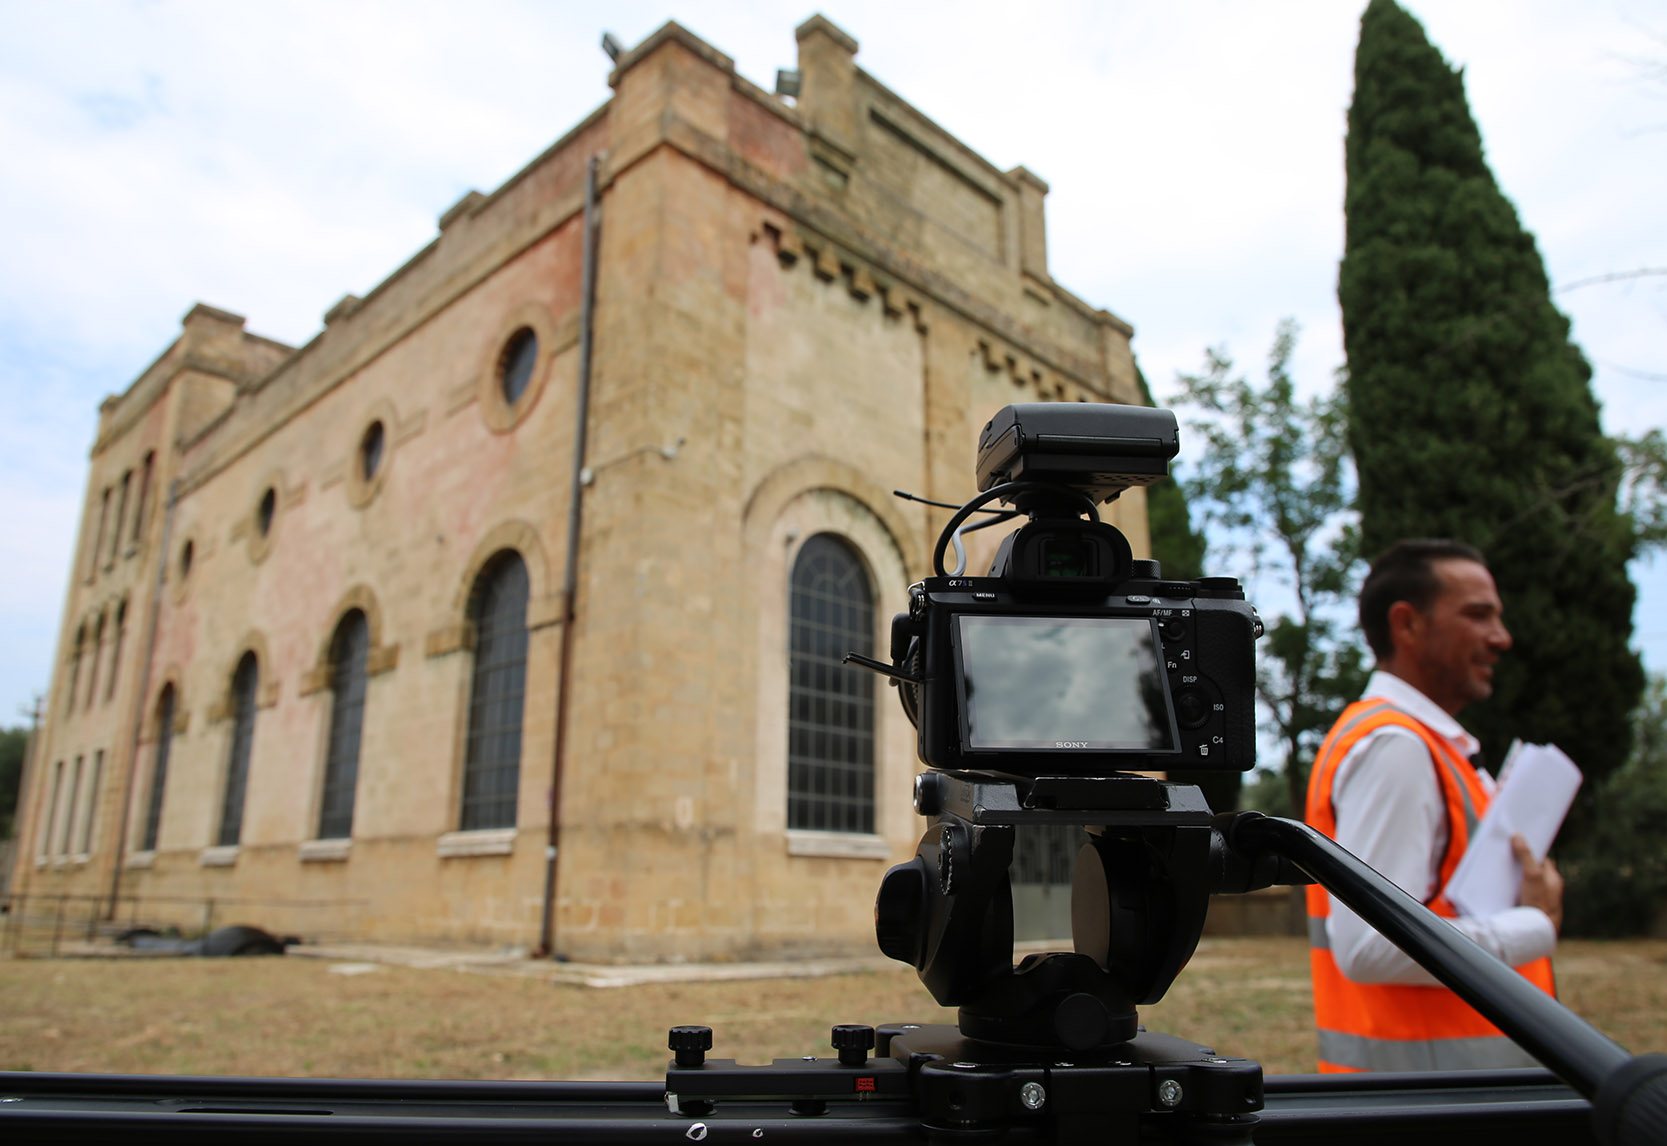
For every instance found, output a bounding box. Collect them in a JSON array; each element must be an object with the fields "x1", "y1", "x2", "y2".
[
  {"x1": 0, "y1": 1064, "x2": 1612, "y2": 1144},
  {"x1": 666, "y1": 1021, "x2": 1261, "y2": 1144}
]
